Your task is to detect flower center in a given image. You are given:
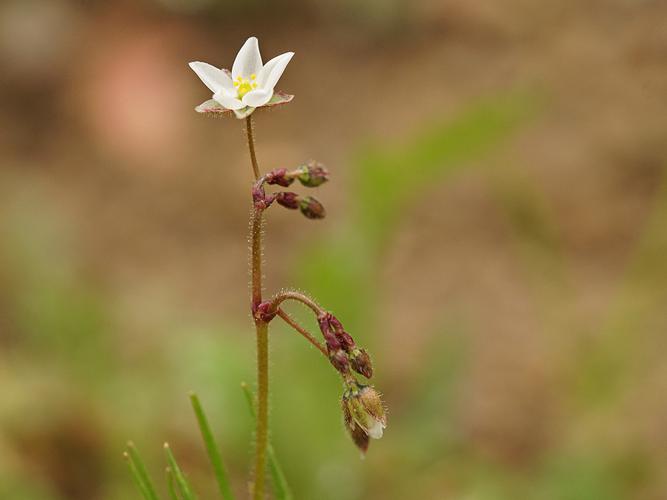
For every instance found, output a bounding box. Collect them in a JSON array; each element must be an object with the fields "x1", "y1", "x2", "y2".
[{"x1": 233, "y1": 74, "x2": 258, "y2": 98}]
